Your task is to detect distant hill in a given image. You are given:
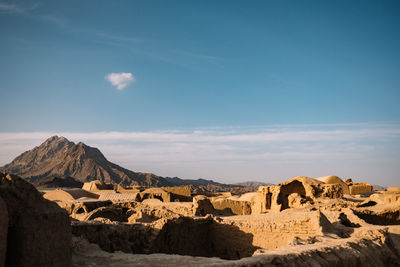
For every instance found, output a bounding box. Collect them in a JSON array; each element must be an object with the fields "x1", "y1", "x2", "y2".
[
  {"x1": 163, "y1": 177, "x2": 225, "y2": 186},
  {"x1": 0, "y1": 136, "x2": 250, "y2": 188},
  {"x1": 234, "y1": 181, "x2": 273, "y2": 187},
  {"x1": 372, "y1": 184, "x2": 386, "y2": 191},
  {"x1": 233, "y1": 181, "x2": 273, "y2": 192}
]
